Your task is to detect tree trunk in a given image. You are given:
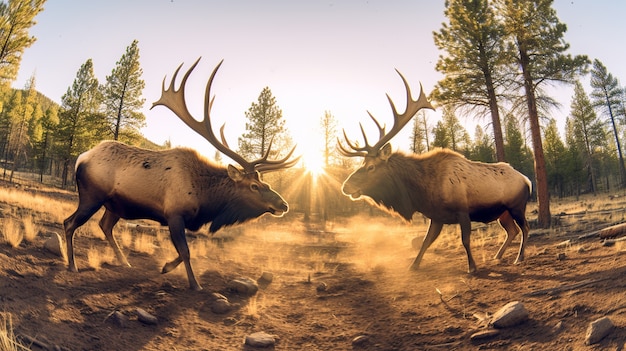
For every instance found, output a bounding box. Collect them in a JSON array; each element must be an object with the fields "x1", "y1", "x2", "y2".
[
  {"x1": 485, "y1": 70, "x2": 506, "y2": 162},
  {"x1": 520, "y1": 50, "x2": 551, "y2": 228}
]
